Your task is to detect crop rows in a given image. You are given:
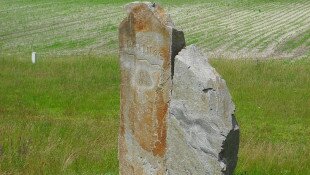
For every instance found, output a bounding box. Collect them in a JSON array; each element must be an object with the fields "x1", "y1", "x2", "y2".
[{"x1": 0, "y1": 0, "x2": 309, "y2": 58}]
